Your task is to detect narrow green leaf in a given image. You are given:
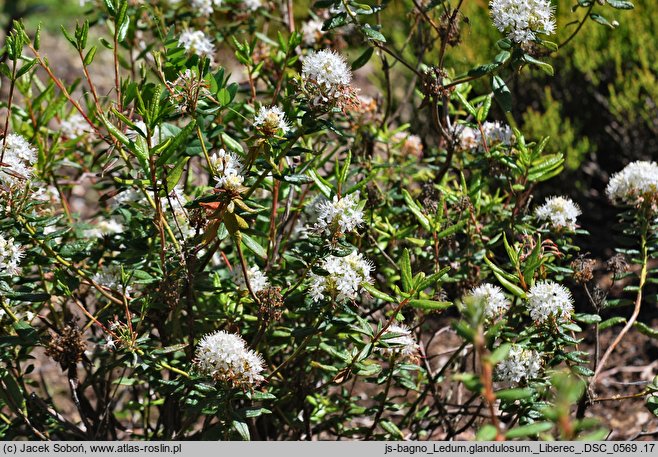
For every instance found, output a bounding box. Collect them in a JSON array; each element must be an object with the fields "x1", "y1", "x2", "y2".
[
  {"x1": 361, "y1": 282, "x2": 395, "y2": 302},
  {"x1": 241, "y1": 233, "x2": 266, "y2": 259},
  {"x1": 408, "y1": 299, "x2": 453, "y2": 311},
  {"x1": 505, "y1": 421, "x2": 553, "y2": 438},
  {"x1": 400, "y1": 249, "x2": 413, "y2": 293}
]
